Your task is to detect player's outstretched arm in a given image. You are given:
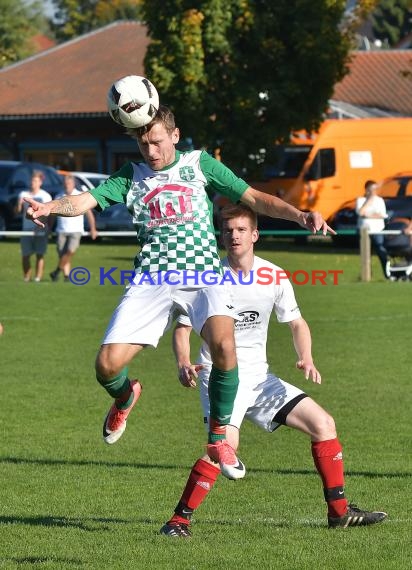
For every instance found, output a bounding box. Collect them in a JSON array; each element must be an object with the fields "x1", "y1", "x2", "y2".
[
  {"x1": 172, "y1": 323, "x2": 202, "y2": 388},
  {"x1": 85, "y1": 209, "x2": 98, "y2": 240},
  {"x1": 24, "y1": 192, "x2": 98, "y2": 228},
  {"x1": 288, "y1": 317, "x2": 322, "y2": 384},
  {"x1": 241, "y1": 186, "x2": 336, "y2": 236}
]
